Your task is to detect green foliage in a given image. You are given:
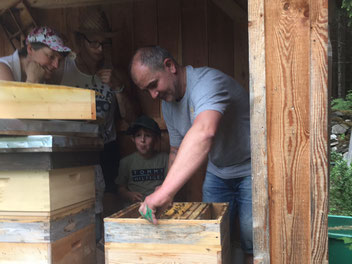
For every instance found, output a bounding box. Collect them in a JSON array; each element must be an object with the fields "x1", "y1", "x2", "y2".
[
  {"x1": 331, "y1": 90, "x2": 352, "y2": 110},
  {"x1": 340, "y1": 237, "x2": 352, "y2": 251},
  {"x1": 342, "y1": 0, "x2": 352, "y2": 26},
  {"x1": 330, "y1": 151, "x2": 352, "y2": 216},
  {"x1": 340, "y1": 133, "x2": 346, "y2": 141}
]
